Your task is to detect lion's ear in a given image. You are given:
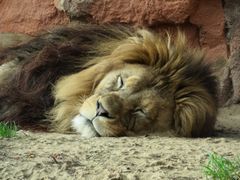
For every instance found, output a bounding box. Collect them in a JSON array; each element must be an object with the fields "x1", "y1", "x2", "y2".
[{"x1": 173, "y1": 87, "x2": 217, "y2": 137}]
